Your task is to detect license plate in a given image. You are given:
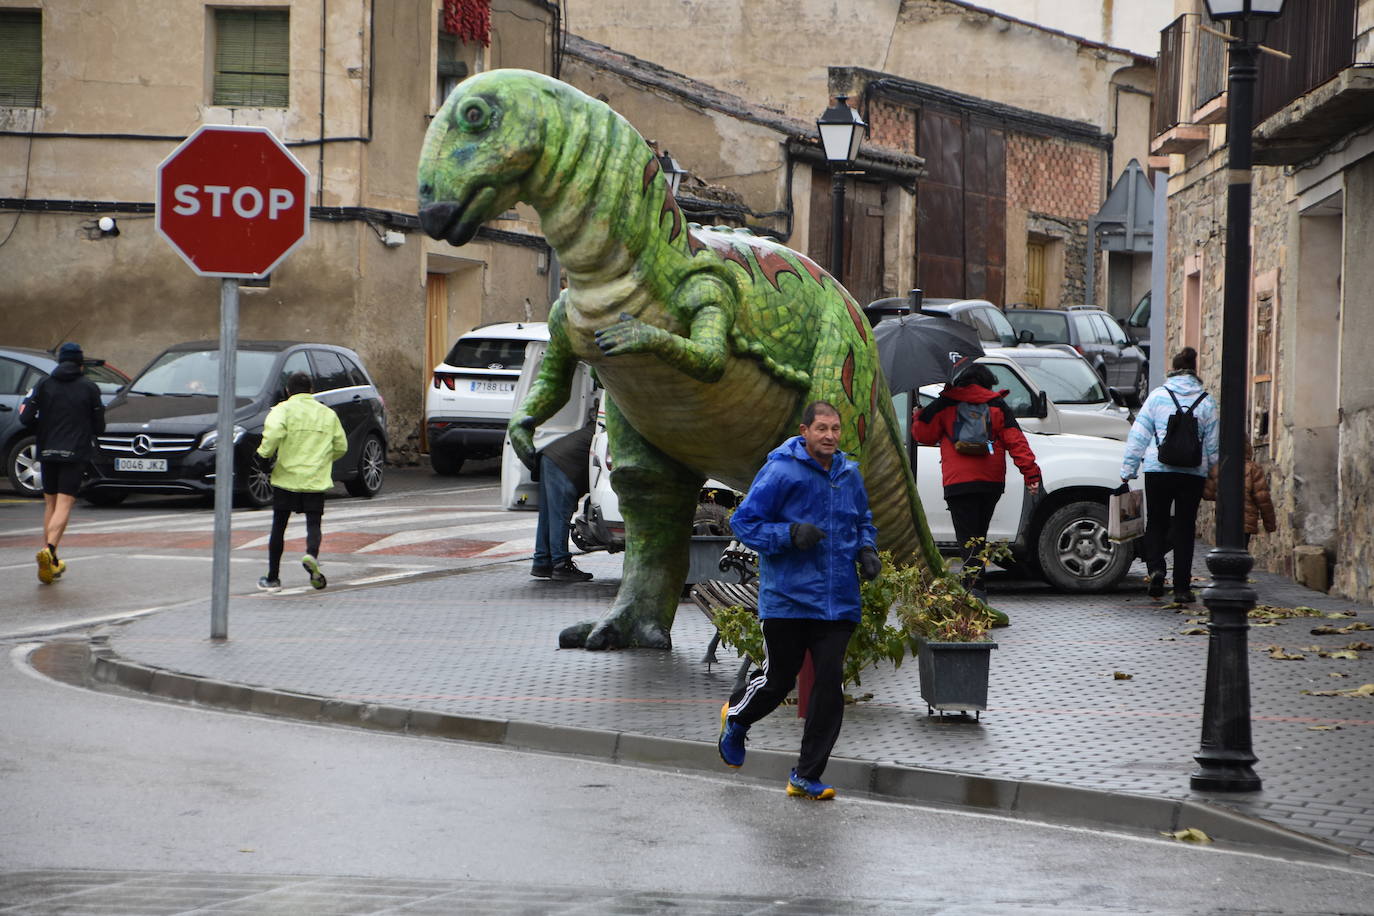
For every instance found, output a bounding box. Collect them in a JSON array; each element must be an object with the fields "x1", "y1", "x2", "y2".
[
  {"x1": 469, "y1": 380, "x2": 515, "y2": 394},
  {"x1": 115, "y1": 457, "x2": 167, "y2": 472}
]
